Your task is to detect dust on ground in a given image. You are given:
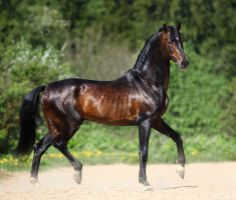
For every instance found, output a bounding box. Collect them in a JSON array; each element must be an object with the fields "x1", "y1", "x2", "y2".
[{"x1": 0, "y1": 162, "x2": 236, "y2": 200}]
